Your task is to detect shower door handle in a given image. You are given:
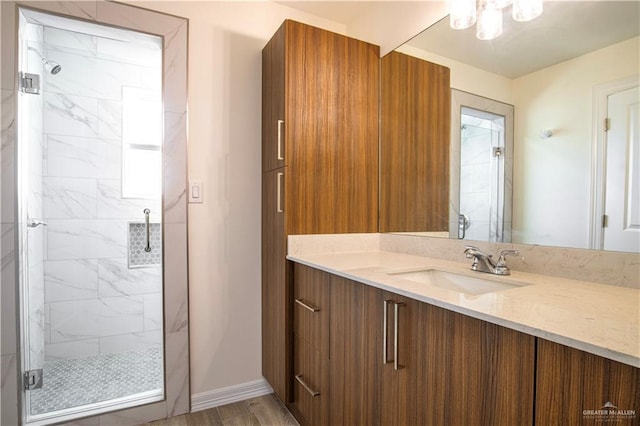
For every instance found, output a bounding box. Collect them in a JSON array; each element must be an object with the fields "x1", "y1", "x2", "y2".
[
  {"x1": 143, "y1": 209, "x2": 152, "y2": 252},
  {"x1": 27, "y1": 220, "x2": 47, "y2": 228},
  {"x1": 458, "y1": 214, "x2": 470, "y2": 239}
]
